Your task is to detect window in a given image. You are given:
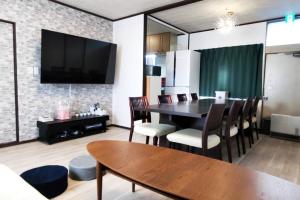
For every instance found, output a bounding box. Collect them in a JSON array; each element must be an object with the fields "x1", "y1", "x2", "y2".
[{"x1": 266, "y1": 19, "x2": 300, "y2": 46}]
